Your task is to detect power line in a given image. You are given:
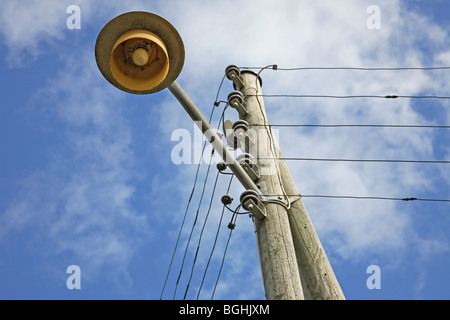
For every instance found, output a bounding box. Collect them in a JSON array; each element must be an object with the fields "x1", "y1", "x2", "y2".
[
  {"x1": 250, "y1": 123, "x2": 450, "y2": 129},
  {"x1": 172, "y1": 138, "x2": 215, "y2": 300},
  {"x1": 161, "y1": 75, "x2": 227, "y2": 300},
  {"x1": 211, "y1": 209, "x2": 239, "y2": 300},
  {"x1": 183, "y1": 170, "x2": 221, "y2": 300},
  {"x1": 172, "y1": 105, "x2": 229, "y2": 299},
  {"x1": 240, "y1": 65, "x2": 450, "y2": 71},
  {"x1": 268, "y1": 193, "x2": 450, "y2": 202},
  {"x1": 260, "y1": 157, "x2": 450, "y2": 164},
  {"x1": 249, "y1": 94, "x2": 450, "y2": 100},
  {"x1": 196, "y1": 175, "x2": 234, "y2": 300},
  {"x1": 239, "y1": 65, "x2": 450, "y2": 100},
  {"x1": 238, "y1": 65, "x2": 450, "y2": 101},
  {"x1": 160, "y1": 101, "x2": 217, "y2": 300},
  {"x1": 214, "y1": 74, "x2": 226, "y2": 104},
  {"x1": 298, "y1": 195, "x2": 450, "y2": 202}
]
